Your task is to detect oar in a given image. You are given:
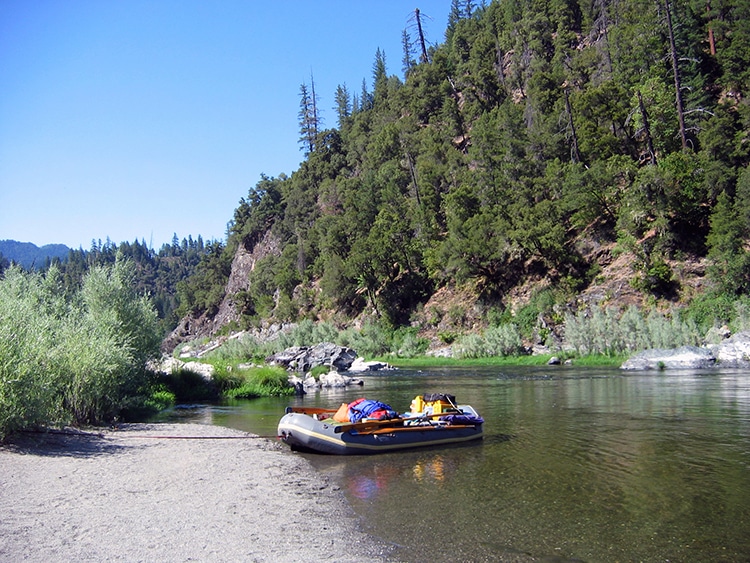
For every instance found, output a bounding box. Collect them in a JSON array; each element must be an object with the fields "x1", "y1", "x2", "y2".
[
  {"x1": 333, "y1": 417, "x2": 404, "y2": 433},
  {"x1": 406, "y1": 409, "x2": 461, "y2": 422},
  {"x1": 285, "y1": 406, "x2": 339, "y2": 416},
  {"x1": 333, "y1": 410, "x2": 462, "y2": 434}
]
